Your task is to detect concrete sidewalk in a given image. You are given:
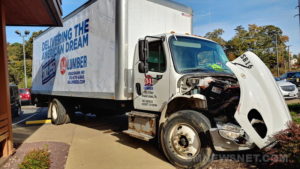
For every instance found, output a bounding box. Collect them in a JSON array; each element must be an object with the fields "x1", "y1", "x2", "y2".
[
  {"x1": 286, "y1": 98, "x2": 300, "y2": 105},
  {"x1": 13, "y1": 114, "x2": 174, "y2": 169}
]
